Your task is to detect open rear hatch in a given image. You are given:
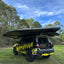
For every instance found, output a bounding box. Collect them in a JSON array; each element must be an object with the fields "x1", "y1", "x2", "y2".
[{"x1": 38, "y1": 37, "x2": 49, "y2": 49}]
